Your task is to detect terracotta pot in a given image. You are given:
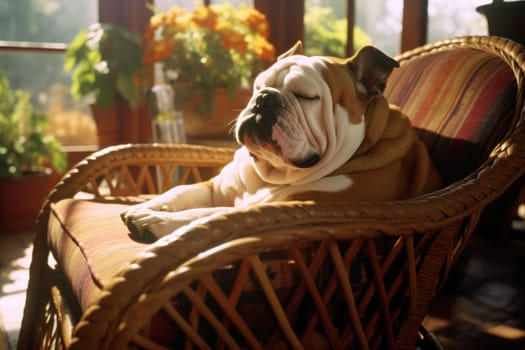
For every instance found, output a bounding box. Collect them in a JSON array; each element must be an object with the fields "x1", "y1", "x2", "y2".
[
  {"x1": 179, "y1": 87, "x2": 252, "y2": 139},
  {"x1": 477, "y1": 1, "x2": 525, "y2": 46},
  {"x1": 90, "y1": 103, "x2": 120, "y2": 148},
  {"x1": 0, "y1": 170, "x2": 56, "y2": 233},
  {"x1": 90, "y1": 100, "x2": 152, "y2": 147}
]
